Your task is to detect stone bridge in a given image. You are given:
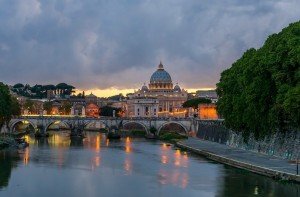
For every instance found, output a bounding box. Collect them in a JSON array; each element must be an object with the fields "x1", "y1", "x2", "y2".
[{"x1": 8, "y1": 116, "x2": 206, "y2": 136}]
